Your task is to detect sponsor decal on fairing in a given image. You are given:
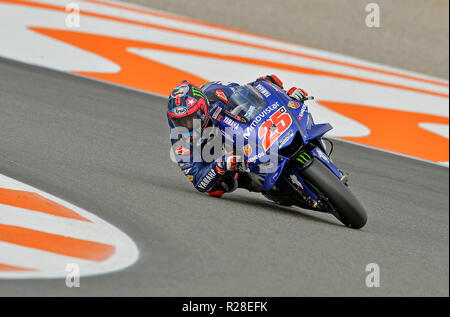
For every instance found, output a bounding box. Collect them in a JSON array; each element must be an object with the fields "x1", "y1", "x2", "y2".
[
  {"x1": 288, "y1": 101, "x2": 300, "y2": 109},
  {"x1": 255, "y1": 83, "x2": 271, "y2": 98},
  {"x1": 223, "y1": 116, "x2": 239, "y2": 130},
  {"x1": 243, "y1": 102, "x2": 280, "y2": 138}
]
